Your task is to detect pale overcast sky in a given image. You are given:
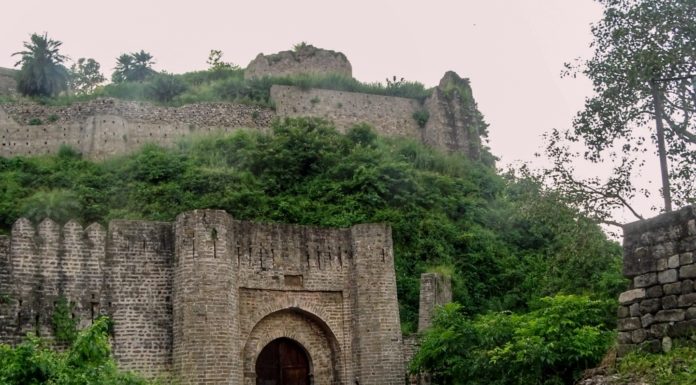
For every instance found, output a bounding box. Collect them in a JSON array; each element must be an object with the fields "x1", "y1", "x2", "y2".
[{"x1": 1, "y1": 1, "x2": 660, "y2": 222}]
